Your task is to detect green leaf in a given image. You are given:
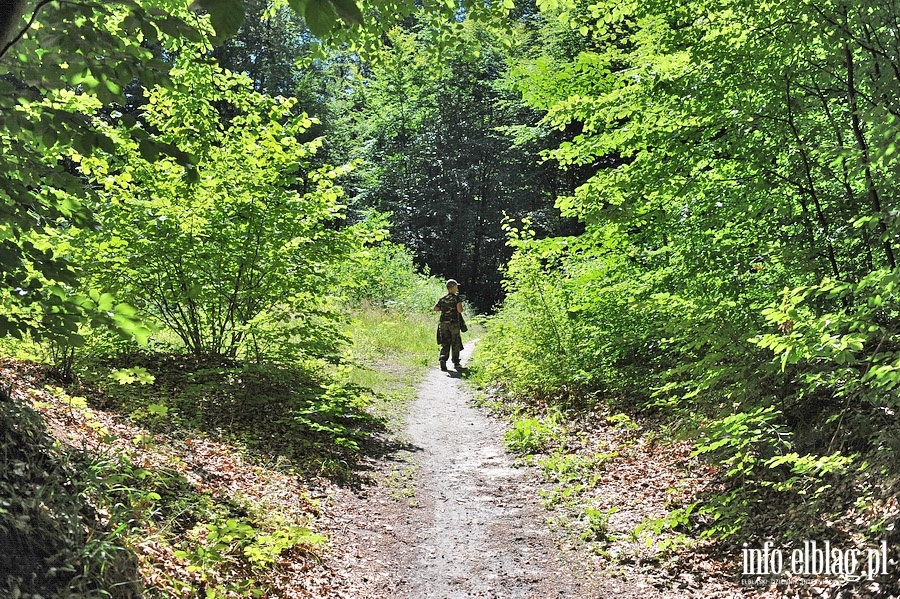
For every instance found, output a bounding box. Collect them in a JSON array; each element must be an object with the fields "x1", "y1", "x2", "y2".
[
  {"x1": 147, "y1": 403, "x2": 168, "y2": 416},
  {"x1": 96, "y1": 133, "x2": 116, "y2": 155},
  {"x1": 328, "y1": 0, "x2": 363, "y2": 26},
  {"x1": 305, "y1": 0, "x2": 338, "y2": 37},
  {"x1": 197, "y1": 0, "x2": 245, "y2": 40},
  {"x1": 139, "y1": 139, "x2": 160, "y2": 162},
  {"x1": 109, "y1": 366, "x2": 156, "y2": 385},
  {"x1": 184, "y1": 165, "x2": 201, "y2": 184},
  {"x1": 287, "y1": 0, "x2": 309, "y2": 15},
  {"x1": 109, "y1": 368, "x2": 138, "y2": 384},
  {"x1": 156, "y1": 17, "x2": 186, "y2": 39}
]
